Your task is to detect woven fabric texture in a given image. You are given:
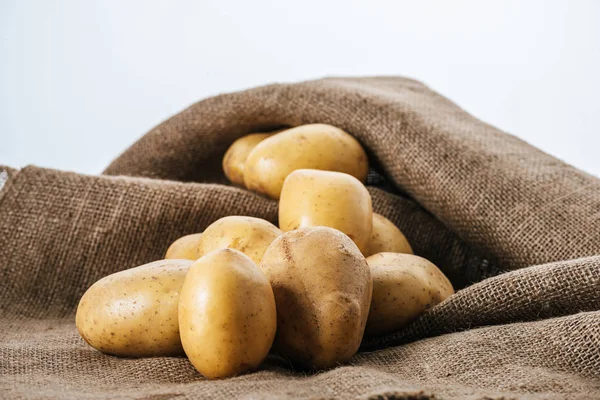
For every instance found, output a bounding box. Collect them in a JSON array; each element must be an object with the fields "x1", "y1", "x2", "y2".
[{"x1": 1, "y1": 77, "x2": 599, "y2": 399}]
